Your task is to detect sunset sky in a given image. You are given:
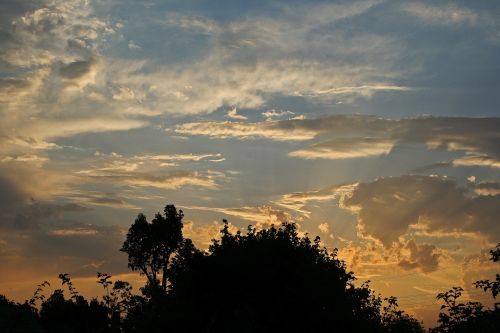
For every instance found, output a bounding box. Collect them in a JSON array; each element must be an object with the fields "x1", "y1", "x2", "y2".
[{"x1": 1, "y1": 0, "x2": 499, "y2": 326}]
